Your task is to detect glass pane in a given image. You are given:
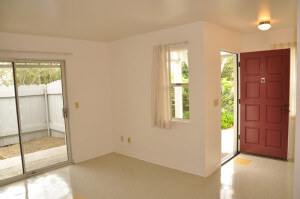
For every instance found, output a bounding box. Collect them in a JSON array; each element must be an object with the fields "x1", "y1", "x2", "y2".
[
  {"x1": 171, "y1": 86, "x2": 189, "y2": 119},
  {"x1": 15, "y1": 62, "x2": 68, "y2": 172},
  {"x1": 171, "y1": 50, "x2": 189, "y2": 84},
  {"x1": 0, "y1": 62, "x2": 24, "y2": 180}
]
